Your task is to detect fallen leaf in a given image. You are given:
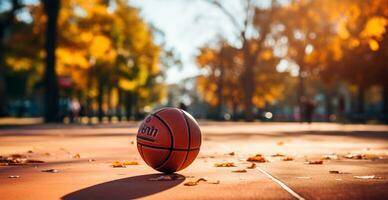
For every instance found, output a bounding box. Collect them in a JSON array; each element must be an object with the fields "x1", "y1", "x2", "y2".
[
  {"x1": 41, "y1": 169, "x2": 59, "y2": 173},
  {"x1": 27, "y1": 150, "x2": 34, "y2": 154},
  {"x1": 130, "y1": 141, "x2": 134, "y2": 145},
  {"x1": 111, "y1": 161, "x2": 126, "y2": 168},
  {"x1": 247, "y1": 154, "x2": 266, "y2": 163},
  {"x1": 27, "y1": 159, "x2": 44, "y2": 163},
  {"x1": 10, "y1": 154, "x2": 24, "y2": 159},
  {"x1": 8, "y1": 175, "x2": 20, "y2": 178},
  {"x1": 183, "y1": 177, "x2": 218, "y2": 186},
  {"x1": 321, "y1": 155, "x2": 338, "y2": 160},
  {"x1": 247, "y1": 163, "x2": 256, "y2": 169},
  {"x1": 88, "y1": 159, "x2": 95, "y2": 162},
  {"x1": 277, "y1": 141, "x2": 284, "y2": 146},
  {"x1": 184, "y1": 181, "x2": 198, "y2": 186},
  {"x1": 208, "y1": 180, "x2": 220, "y2": 184},
  {"x1": 73, "y1": 154, "x2": 81, "y2": 159},
  {"x1": 271, "y1": 153, "x2": 285, "y2": 157},
  {"x1": 232, "y1": 169, "x2": 247, "y2": 173},
  {"x1": 329, "y1": 170, "x2": 340, "y2": 174},
  {"x1": 307, "y1": 160, "x2": 323, "y2": 165},
  {"x1": 228, "y1": 152, "x2": 235, "y2": 156},
  {"x1": 44, "y1": 153, "x2": 51, "y2": 156},
  {"x1": 282, "y1": 156, "x2": 294, "y2": 161},
  {"x1": 354, "y1": 175, "x2": 381, "y2": 179},
  {"x1": 344, "y1": 153, "x2": 363, "y2": 159},
  {"x1": 122, "y1": 161, "x2": 139, "y2": 166},
  {"x1": 214, "y1": 162, "x2": 235, "y2": 167}
]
